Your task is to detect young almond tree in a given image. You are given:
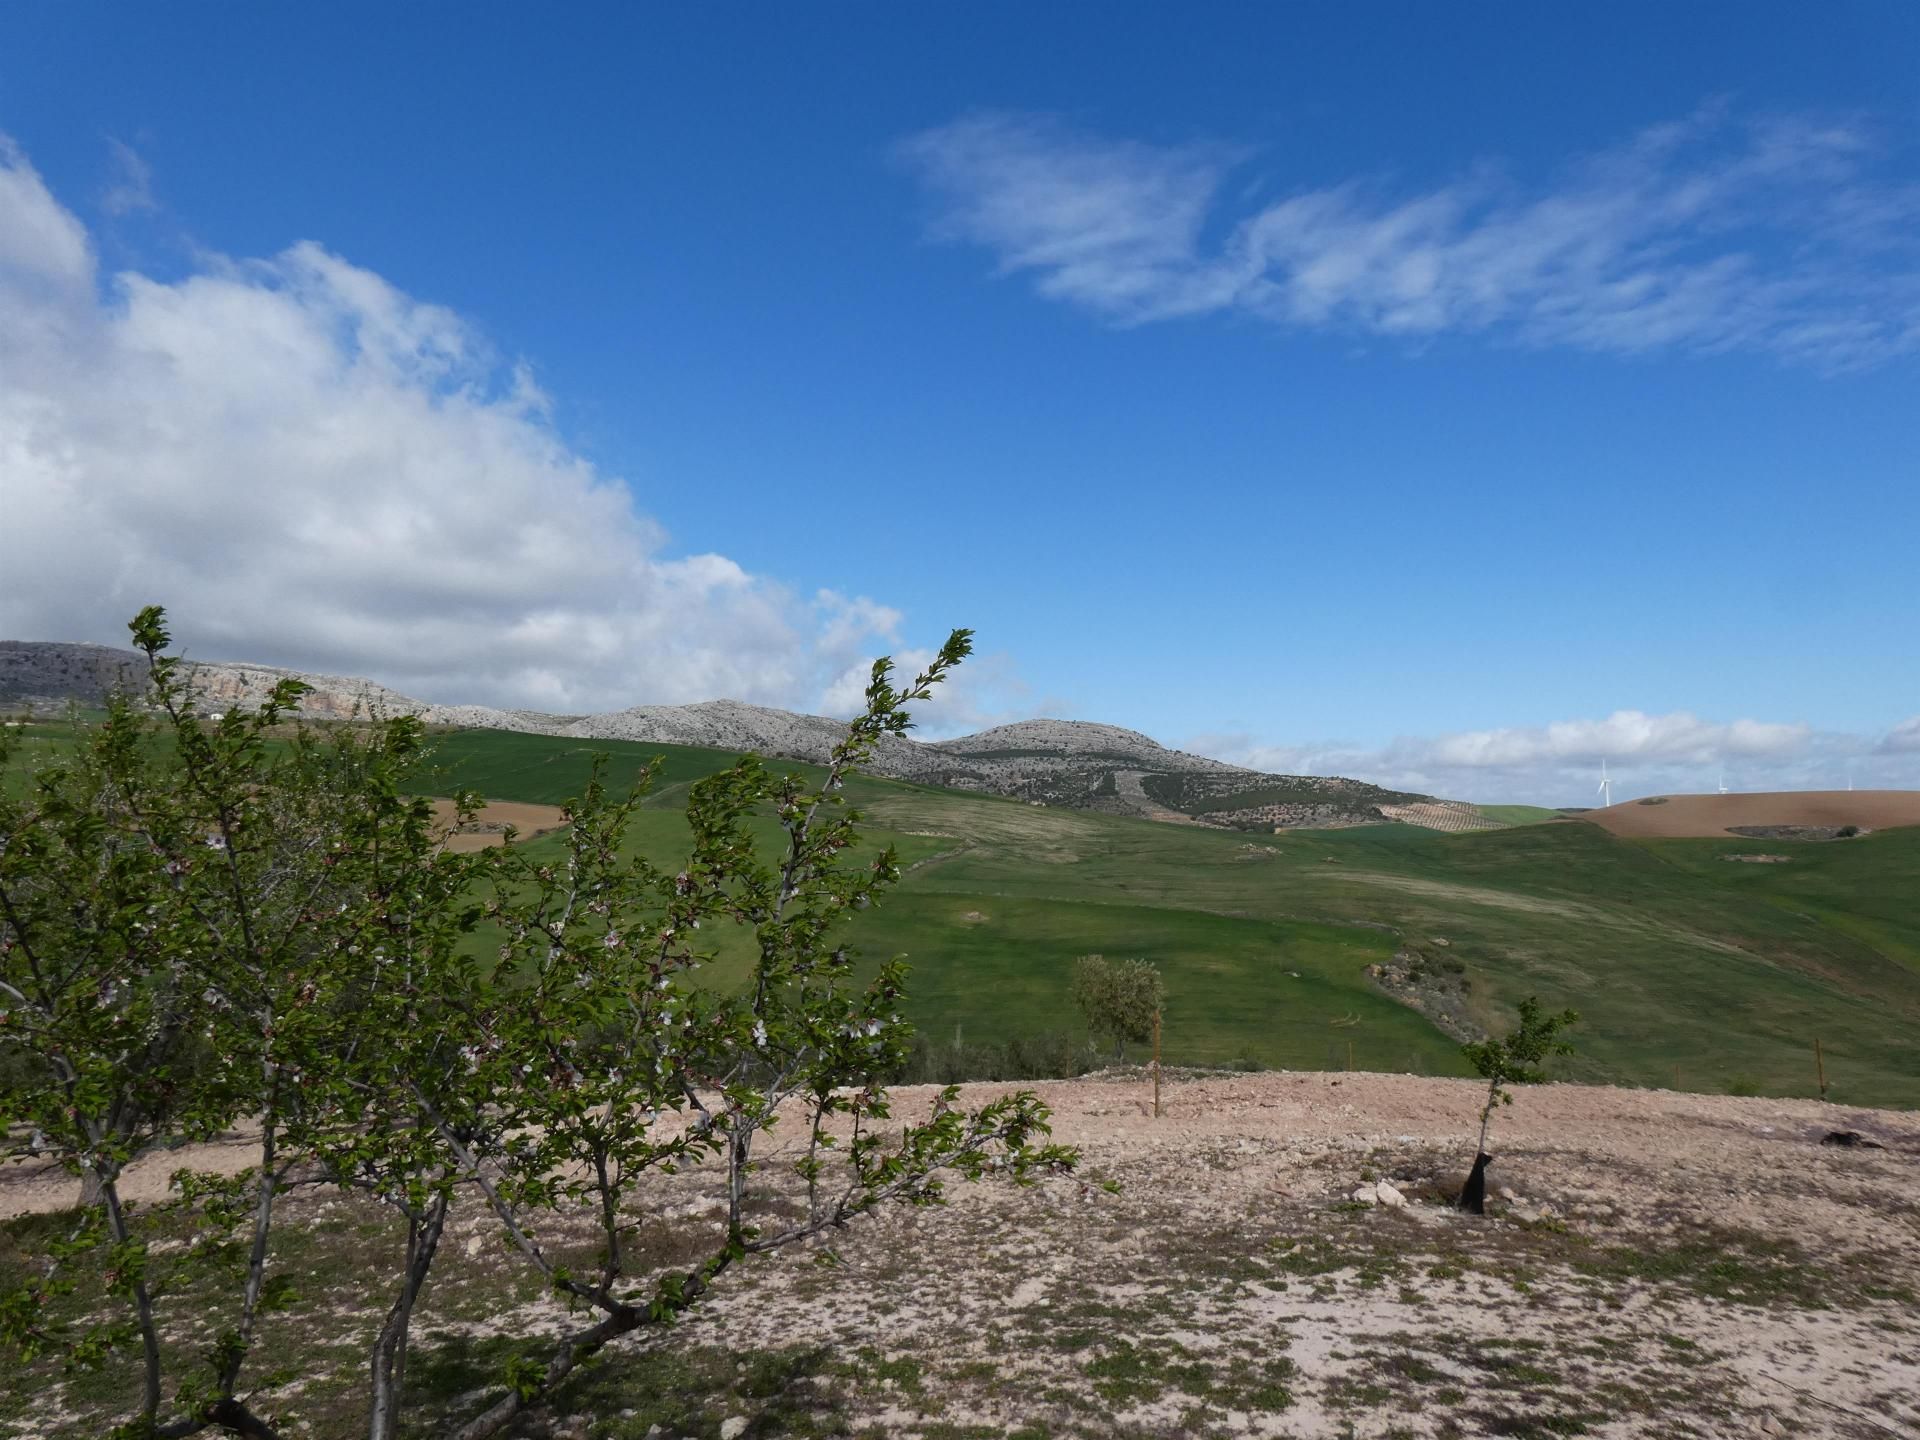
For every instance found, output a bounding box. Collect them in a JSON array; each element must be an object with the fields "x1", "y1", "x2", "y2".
[
  {"x1": 412, "y1": 631, "x2": 1077, "y2": 1440},
  {"x1": 5, "y1": 610, "x2": 1074, "y2": 1440},
  {"x1": 1458, "y1": 995, "x2": 1578, "y2": 1213},
  {"x1": 0, "y1": 606, "x2": 481, "y2": 1438}
]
